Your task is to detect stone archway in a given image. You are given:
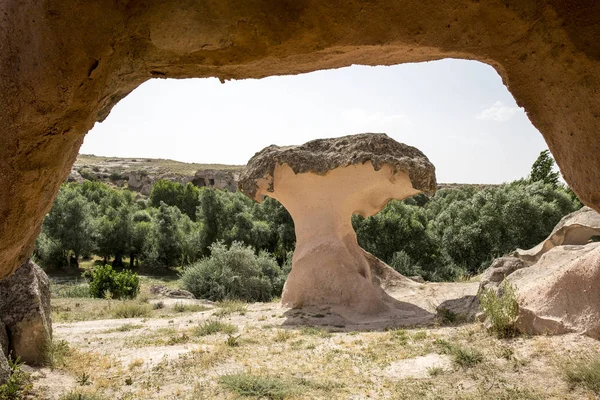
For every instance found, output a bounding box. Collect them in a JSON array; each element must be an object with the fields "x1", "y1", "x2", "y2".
[{"x1": 1, "y1": 0, "x2": 599, "y2": 279}]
